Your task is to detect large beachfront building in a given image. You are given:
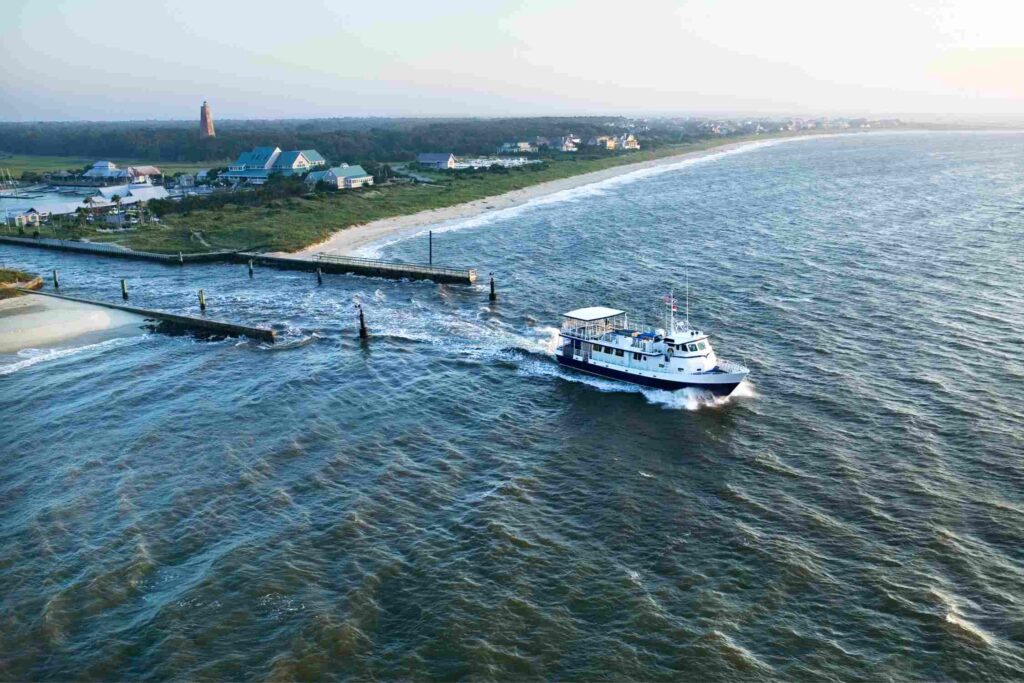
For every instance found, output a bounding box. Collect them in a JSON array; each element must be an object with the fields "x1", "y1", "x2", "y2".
[
  {"x1": 305, "y1": 165, "x2": 374, "y2": 190},
  {"x1": 222, "y1": 146, "x2": 327, "y2": 184}
]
